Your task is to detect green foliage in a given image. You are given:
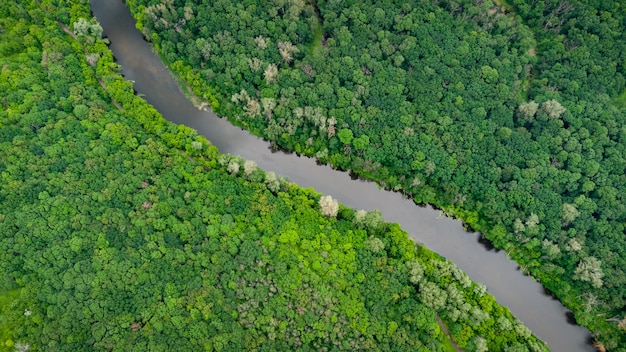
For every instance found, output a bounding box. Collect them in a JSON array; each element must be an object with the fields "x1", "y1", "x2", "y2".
[
  {"x1": 0, "y1": 1, "x2": 546, "y2": 351},
  {"x1": 126, "y1": 0, "x2": 626, "y2": 345}
]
